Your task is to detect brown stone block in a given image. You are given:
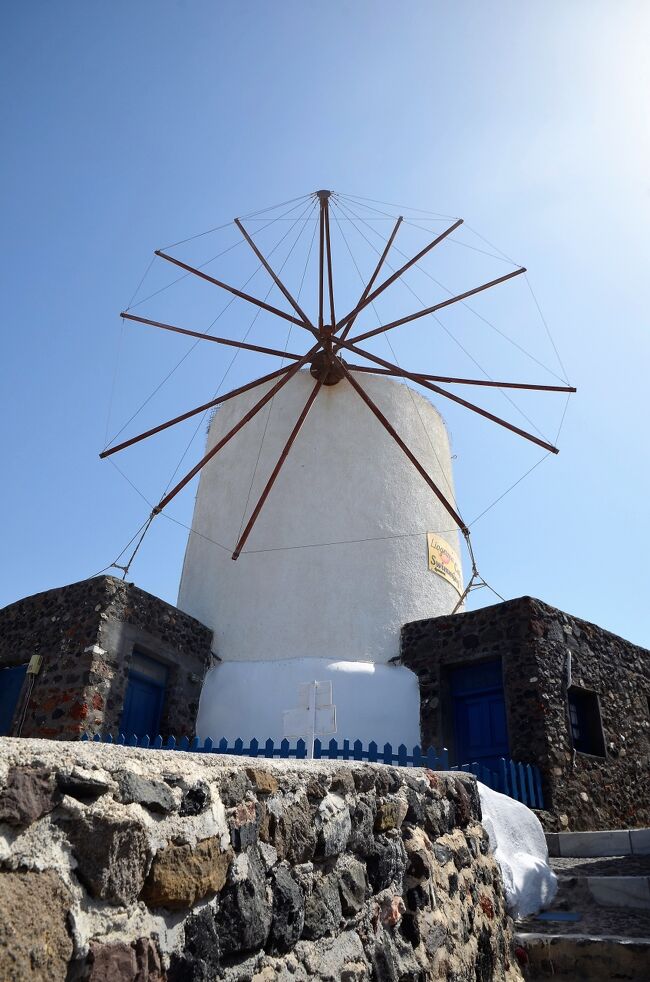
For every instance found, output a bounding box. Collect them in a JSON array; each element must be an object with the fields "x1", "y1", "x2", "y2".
[
  {"x1": 0, "y1": 870, "x2": 73, "y2": 981},
  {"x1": 141, "y1": 836, "x2": 232, "y2": 910},
  {"x1": 0, "y1": 767, "x2": 58, "y2": 826},
  {"x1": 245, "y1": 767, "x2": 279, "y2": 794}
]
